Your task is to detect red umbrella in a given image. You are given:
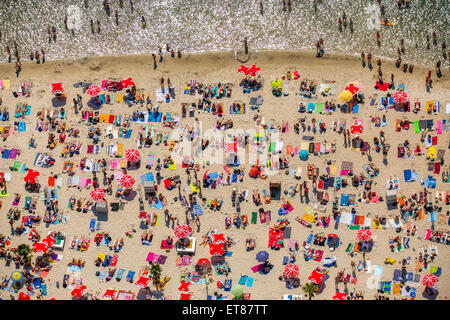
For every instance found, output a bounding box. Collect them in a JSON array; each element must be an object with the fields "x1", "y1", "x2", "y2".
[
  {"x1": 42, "y1": 236, "x2": 56, "y2": 247},
  {"x1": 125, "y1": 149, "x2": 140, "y2": 162},
  {"x1": 90, "y1": 188, "x2": 105, "y2": 201},
  {"x1": 209, "y1": 243, "x2": 225, "y2": 256},
  {"x1": 33, "y1": 242, "x2": 48, "y2": 253},
  {"x1": 50, "y1": 82, "x2": 64, "y2": 95},
  {"x1": 103, "y1": 289, "x2": 117, "y2": 299},
  {"x1": 238, "y1": 65, "x2": 250, "y2": 75},
  {"x1": 120, "y1": 175, "x2": 135, "y2": 188},
  {"x1": 86, "y1": 85, "x2": 101, "y2": 96},
  {"x1": 350, "y1": 125, "x2": 363, "y2": 135},
  {"x1": 248, "y1": 65, "x2": 261, "y2": 76},
  {"x1": 422, "y1": 274, "x2": 438, "y2": 288},
  {"x1": 179, "y1": 293, "x2": 192, "y2": 300},
  {"x1": 357, "y1": 229, "x2": 372, "y2": 241},
  {"x1": 71, "y1": 285, "x2": 87, "y2": 298},
  {"x1": 393, "y1": 91, "x2": 408, "y2": 104},
  {"x1": 197, "y1": 258, "x2": 210, "y2": 265},
  {"x1": 333, "y1": 292, "x2": 347, "y2": 300},
  {"x1": 345, "y1": 83, "x2": 359, "y2": 94},
  {"x1": 135, "y1": 276, "x2": 151, "y2": 288},
  {"x1": 121, "y1": 77, "x2": 135, "y2": 89},
  {"x1": 284, "y1": 264, "x2": 299, "y2": 278},
  {"x1": 174, "y1": 225, "x2": 192, "y2": 238},
  {"x1": 18, "y1": 292, "x2": 30, "y2": 300},
  {"x1": 138, "y1": 211, "x2": 148, "y2": 219},
  {"x1": 24, "y1": 169, "x2": 40, "y2": 185},
  {"x1": 308, "y1": 270, "x2": 326, "y2": 284},
  {"x1": 211, "y1": 233, "x2": 226, "y2": 244},
  {"x1": 178, "y1": 281, "x2": 191, "y2": 292}
]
